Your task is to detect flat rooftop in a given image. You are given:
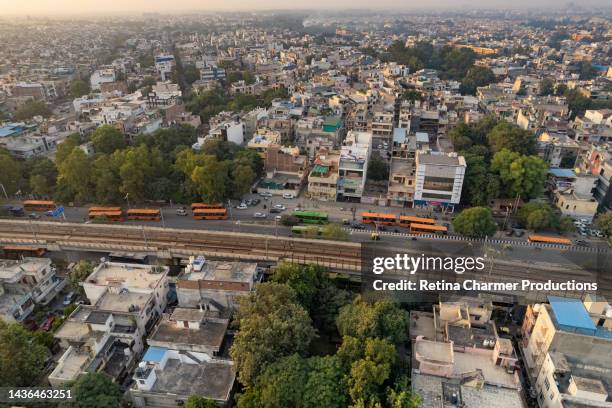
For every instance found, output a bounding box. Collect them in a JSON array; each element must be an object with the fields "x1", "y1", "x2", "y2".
[
  {"x1": 0, "y1": 257, "x2": 51, "y2": 281},
  {"x1": 150, "y1": 358, "x2": 234, "y2": 401},
  {"x1": 87, "y1": 262, "x2": 167, "y2": 290},
  {"x1": 413, "y1": 373, "x2": 524, "y2": 408},
  {"x1": 418, "y1": 152, "x2": 464, "y2": 166},
  {"x1": 49, "y1": 347, "x2": 91, "y2": 382},
  {"x1": 452, "y1": 351, "x2": 518, "y2": 389},
  {"x1": 182, "y1": 261, "x2": 256, "y2": 283},
  {"x1": 149, "y1": 315, "x2": 228, "y2": 351},
  {"x1": 95, "y1": 290, "x2": 151, "y2": 313},
  {"x1": 549, "y1": 296, "x2": 597, "y2": 332},
  {"x1": 416, "y1": 339, "x2": 454, "y2": 364}
]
